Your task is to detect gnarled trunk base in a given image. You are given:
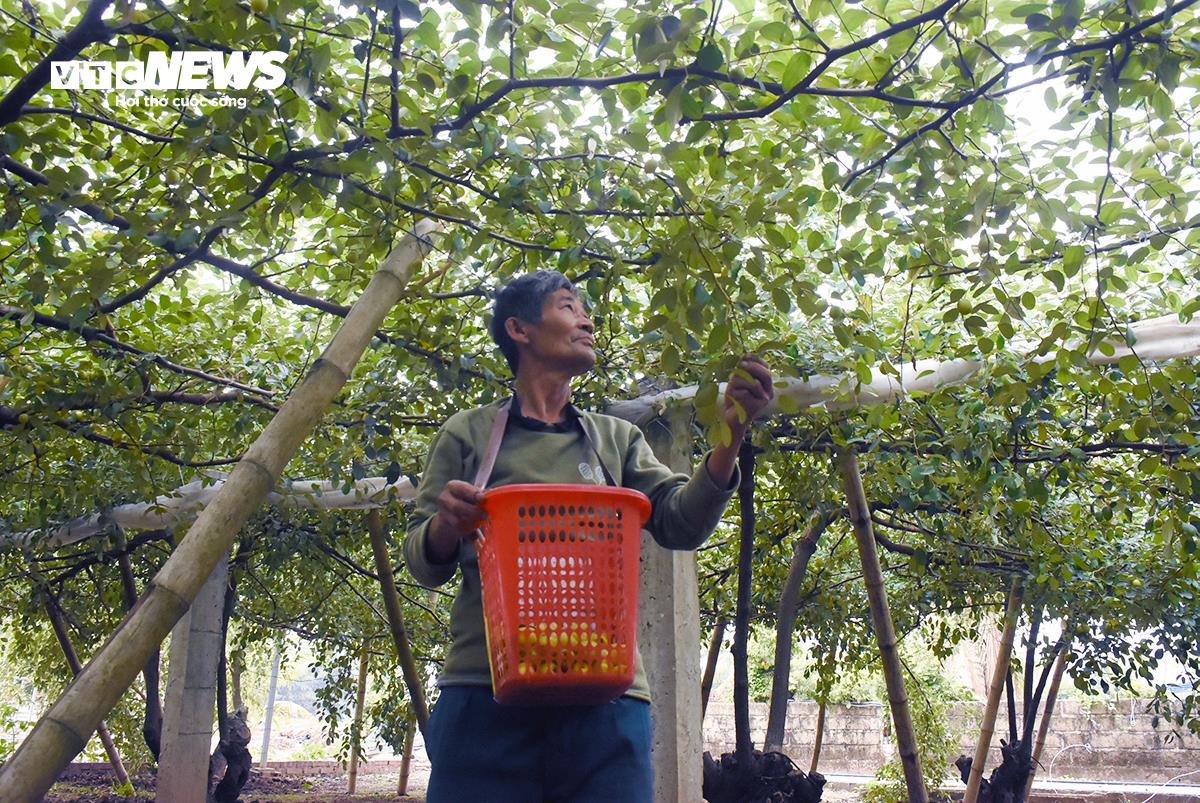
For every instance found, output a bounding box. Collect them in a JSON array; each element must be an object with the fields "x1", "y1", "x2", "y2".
[
  {"x1": 702, "y1": 749, "x2": 825, "y2": 803},
  {"x1": 956, "y1": 737, "x2": 1034, "y2": 803}
]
